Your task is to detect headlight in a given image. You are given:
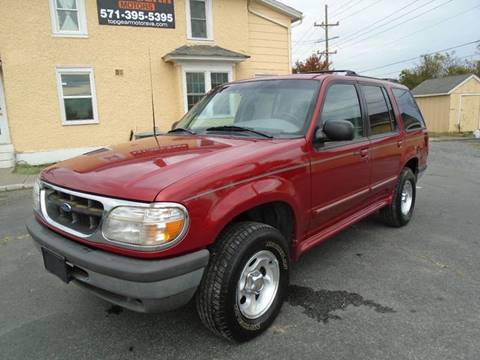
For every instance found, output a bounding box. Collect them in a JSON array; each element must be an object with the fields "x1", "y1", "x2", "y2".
[
  {"x1": 102, "y1": 205, "x2": 188, "y2": 249},
  {"x1": 32, "y1": 177, "x2": 41, "y2": 212}
]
